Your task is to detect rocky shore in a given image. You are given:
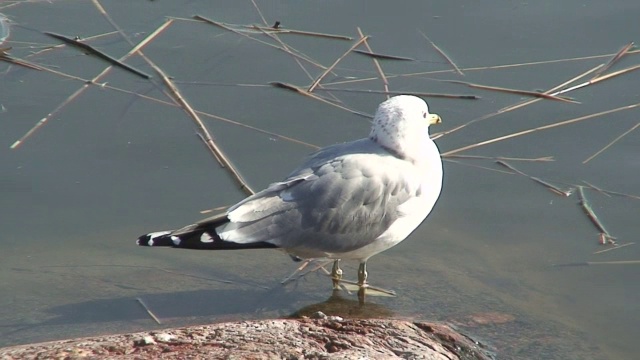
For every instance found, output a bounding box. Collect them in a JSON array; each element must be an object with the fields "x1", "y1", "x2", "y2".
[{"x1": 0, "y1": 317, "x2": 493, "y2": 359}]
